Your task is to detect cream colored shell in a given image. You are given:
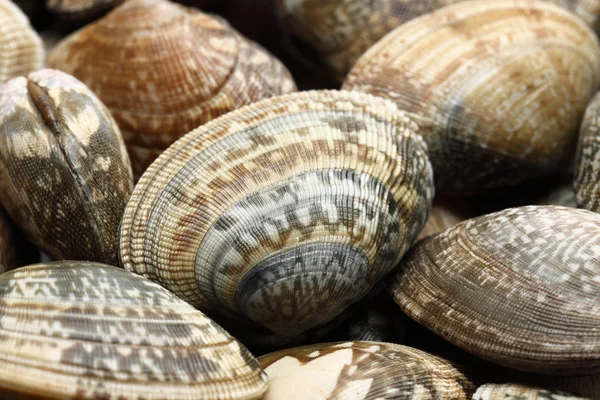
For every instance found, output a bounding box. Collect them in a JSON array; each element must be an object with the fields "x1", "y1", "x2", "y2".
[{"x1": 473, "y1": 384, "x2": 590, "y2": 400}]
